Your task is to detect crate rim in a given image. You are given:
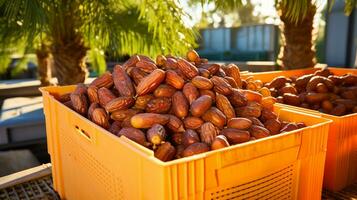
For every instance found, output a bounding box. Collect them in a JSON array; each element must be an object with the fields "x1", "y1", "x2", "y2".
[{"x1": 275, "y1": 103, "x2": 357, "y2": 119}]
